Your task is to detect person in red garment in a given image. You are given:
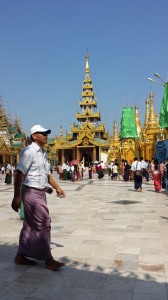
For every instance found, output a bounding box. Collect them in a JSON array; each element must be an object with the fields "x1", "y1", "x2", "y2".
[
  {"x1": 11, "y1": 125, "x2": 65, "y2": 271},
  {"x1": 152, "y1": 159, "x2": 162, "y2": 192}
]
